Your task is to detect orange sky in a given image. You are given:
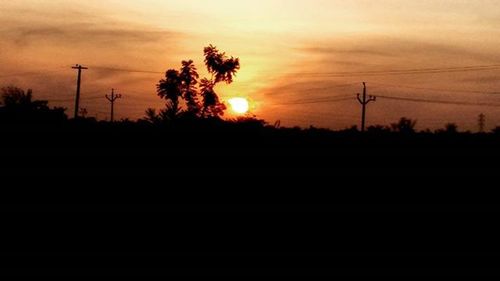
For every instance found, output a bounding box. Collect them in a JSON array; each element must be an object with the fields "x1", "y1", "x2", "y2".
[{"x1": 1, "y1": 0, "x2": 500, "y2": 130}]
